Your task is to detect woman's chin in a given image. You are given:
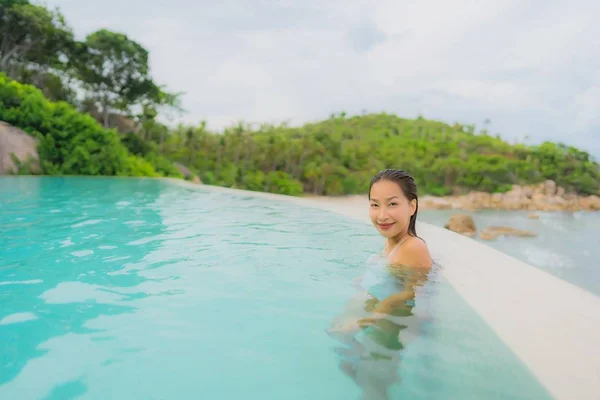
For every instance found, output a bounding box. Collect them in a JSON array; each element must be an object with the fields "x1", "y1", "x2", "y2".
[{"x1": 378, "y1": 229, "x2": 399, "y2": 238}]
